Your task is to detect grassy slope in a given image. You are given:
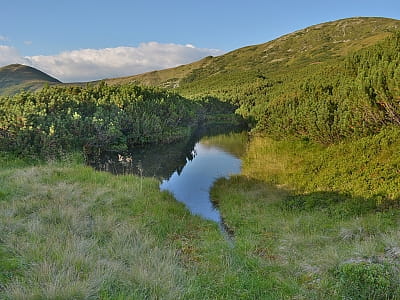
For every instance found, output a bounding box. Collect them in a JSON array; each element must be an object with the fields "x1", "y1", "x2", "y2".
[
  {"x1": 2, "y1": 18, "x2": 399, "y2": 98},
  {"x1": 105, "y1": 56, "x2": 215, "y2": 88},
  {"x1": 106, "y1": 17, "x2": 400, "y2": 92},
  {"x1": 0, "y1": 64, "x2": 61, "y2": 96},
  {"x1": 2, "y1": 127, "x2": 399, "y2": 298},
  {"x1": 0, "y1": 153, "x2": 298, "y2": 299},
  {"x1": 211, "y1": 127, "x2": 400, "y2": 299}
]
